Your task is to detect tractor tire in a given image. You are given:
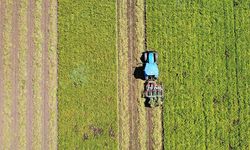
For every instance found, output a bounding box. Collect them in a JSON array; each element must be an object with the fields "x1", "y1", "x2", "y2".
[
  {"x1": 144, "y1": 52, "x2": 148, "y2": 62},
  {"x1": 154, "y1": 52, "x2": 158, "y2": 62}
]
